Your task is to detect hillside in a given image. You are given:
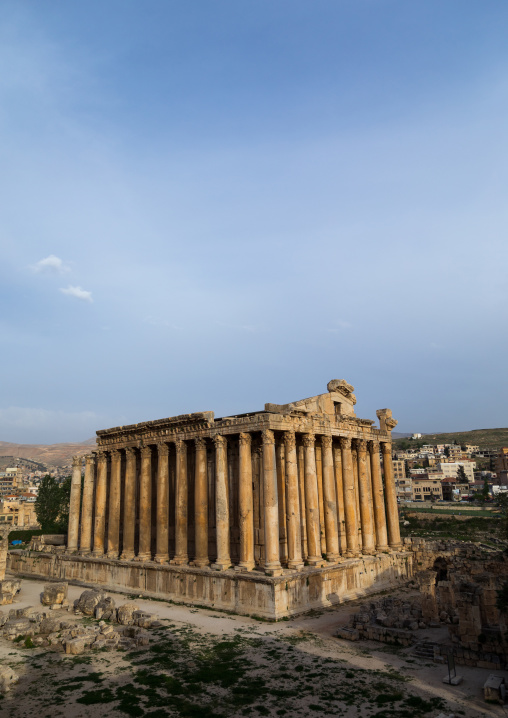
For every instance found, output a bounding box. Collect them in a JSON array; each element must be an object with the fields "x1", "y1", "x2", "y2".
[
  {"x1": 394, "y1": 428, "x2": 508, "y2": 450},
  {"x1": 0, "y1": 440, "x2": 96, "y2": 469}
]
